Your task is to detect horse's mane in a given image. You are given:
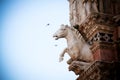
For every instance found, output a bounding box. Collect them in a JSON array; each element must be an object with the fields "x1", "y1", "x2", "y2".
[{"x1": 68, "y1": 26, "x2": 86, "y2": 43}]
